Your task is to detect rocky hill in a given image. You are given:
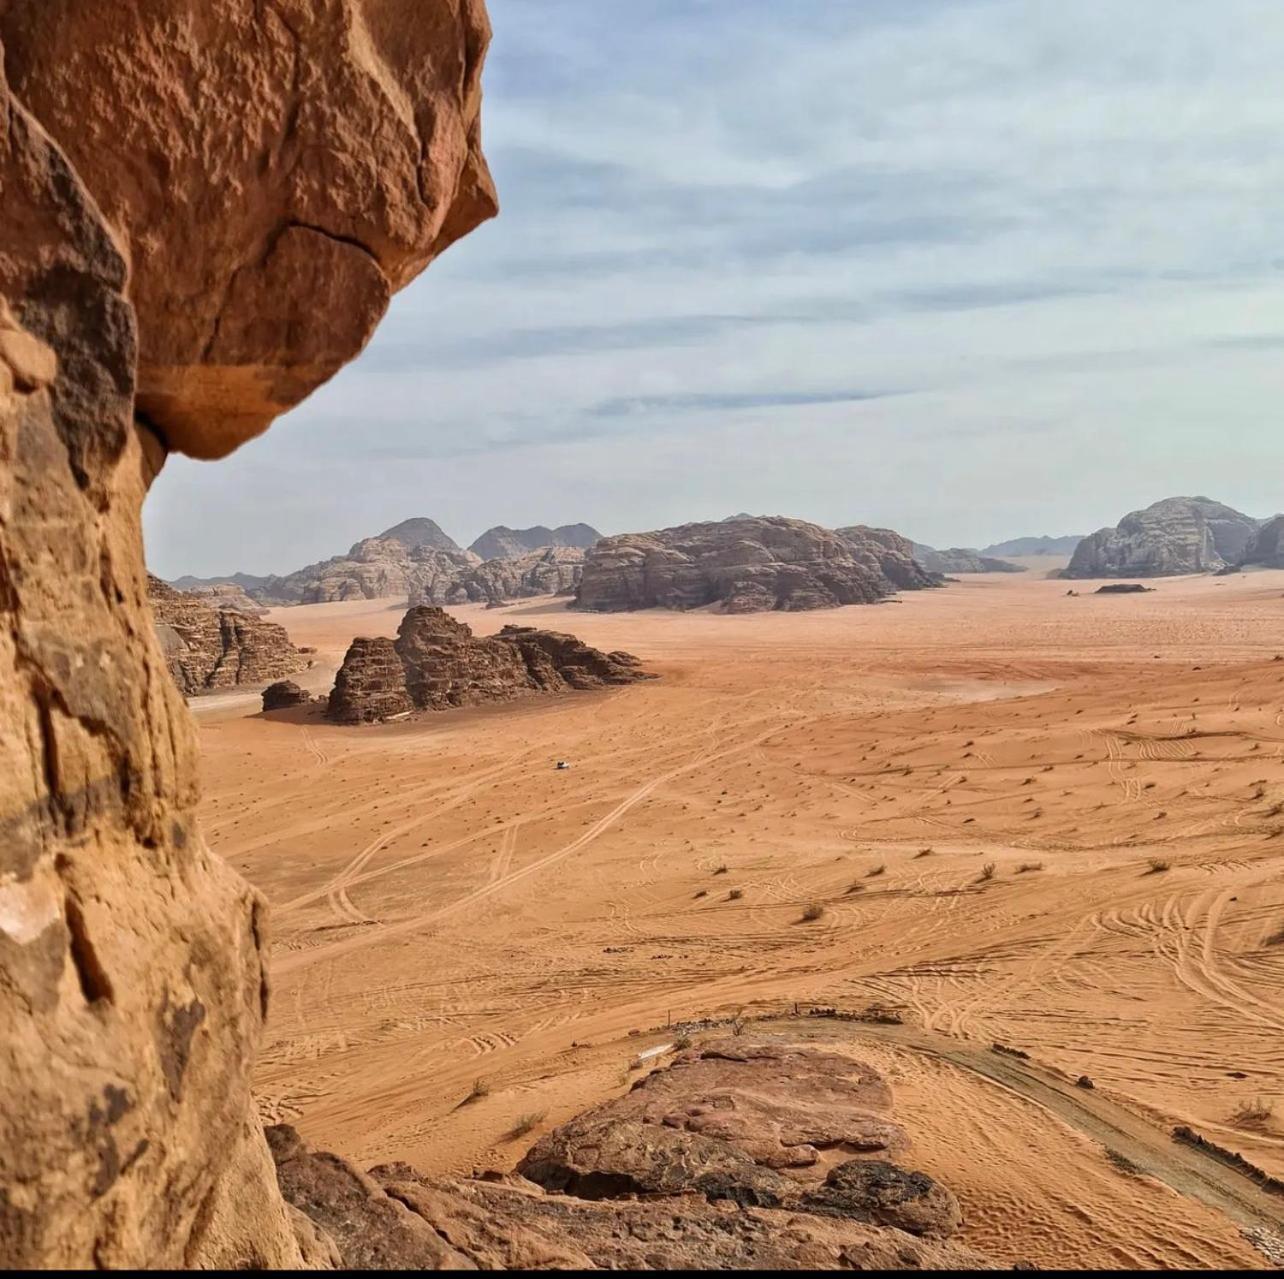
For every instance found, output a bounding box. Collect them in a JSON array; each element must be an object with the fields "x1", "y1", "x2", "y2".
[
  {"x1": 1240, "y1": 515, "x2": 1284, "y2": 568},
  {"x1": 148, "y1": 576, "x2": 307, "y2": 696},
  {"x1": 911, "y1": 544, "x2": 1025, "y2": 574},
  {"x1": 328, "y1": 606, "x2": 652, "y2": 723},
  {"x1": 469, "y1": 522, "x2": 601, "y2": 560},
  {"x1": 447, "y1": 545, "x2": 587, "y2": 607},
  {"x1": 1064, "y1": 497, "x2": 1261, "y2": 579},
  {"x1": 575, "y1": 516, "x2": 935, "y2": 614},
  {"x1": 837, "y1": 526, "x2": 942, "y2": 590},
  {"x1": 268, "y1": 1039, "x2": 995, "y2": 1269},
  {"x1": 184, "y1": 582, "x2": 269, "y2": 615},
  {"x1": 981, "y1": 534, "x2": 1084, "y2": 557}
]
